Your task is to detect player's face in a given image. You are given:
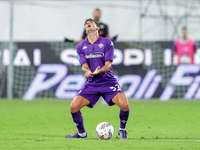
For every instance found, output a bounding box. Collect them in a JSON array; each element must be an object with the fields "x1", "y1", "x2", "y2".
[
  {"x1": 85, "y1": 20, "x2": 97, "y2": 32},
  {"x1": 93, "y1": 10, "x2": 101, "y2": 21},
  {"x1": 182, "y1": 29, "x2": 187, "y2": 39}
]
